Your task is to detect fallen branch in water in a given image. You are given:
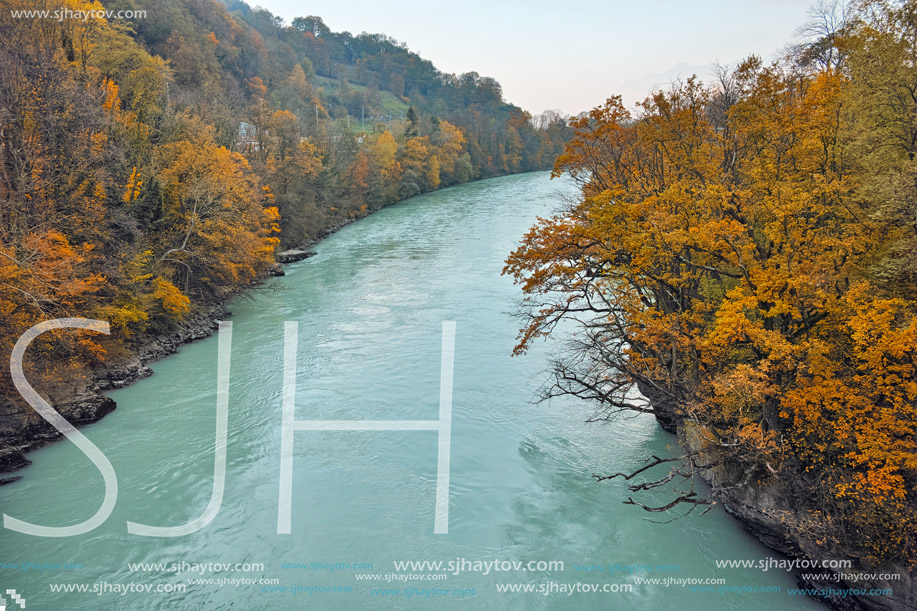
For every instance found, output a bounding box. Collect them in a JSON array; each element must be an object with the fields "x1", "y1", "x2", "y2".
[
  {"x1": 592, "y1": 455, "x2": 678, "y2": 482},
  {"x1": 624, "y1": 492, "x2": 711, "y2": 512}
]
